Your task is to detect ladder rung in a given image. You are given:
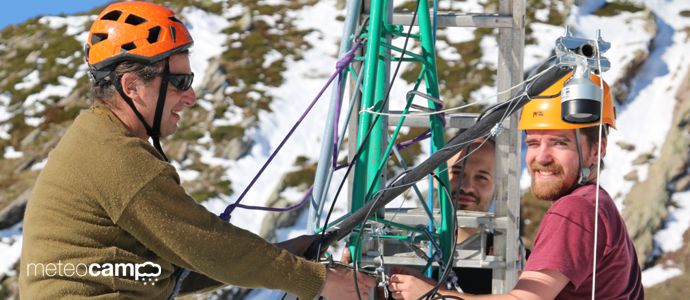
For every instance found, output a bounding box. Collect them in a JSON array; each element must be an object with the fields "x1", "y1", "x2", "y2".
[
  {"x1": 388, "y1": 112, "x2": 478, "y2": 129},
  {"x1": 382, "y1": 208, "x2": 504, "y2": 229},
  {"x1": 392, "y1": 12, "x2": 513, "y2": 28},
  {"x1": 453, "y1": 255, "x2": 506, "y2": 268}
]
